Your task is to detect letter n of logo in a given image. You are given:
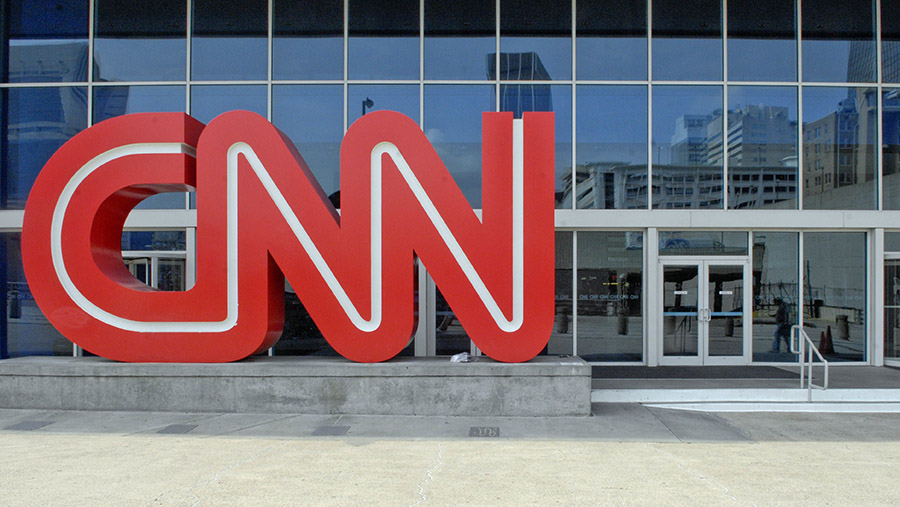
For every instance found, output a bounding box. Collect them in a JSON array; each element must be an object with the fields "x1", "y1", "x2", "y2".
[{"x1": 22, "y1": 110, "x2": 555, "y2": 363}]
